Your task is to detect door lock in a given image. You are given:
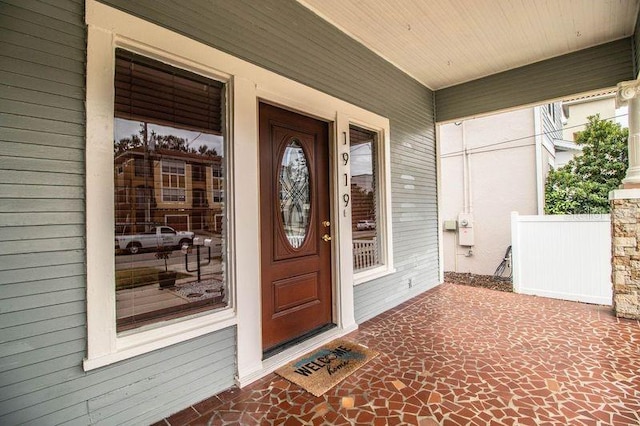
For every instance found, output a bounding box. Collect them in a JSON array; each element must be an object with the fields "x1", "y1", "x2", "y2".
[
  {"x1": 322, "y1": 220, "x2": 331, "y2": 227},
  {"x1": 322, "y1": 234, "x2": 332, "y2": 242}
]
